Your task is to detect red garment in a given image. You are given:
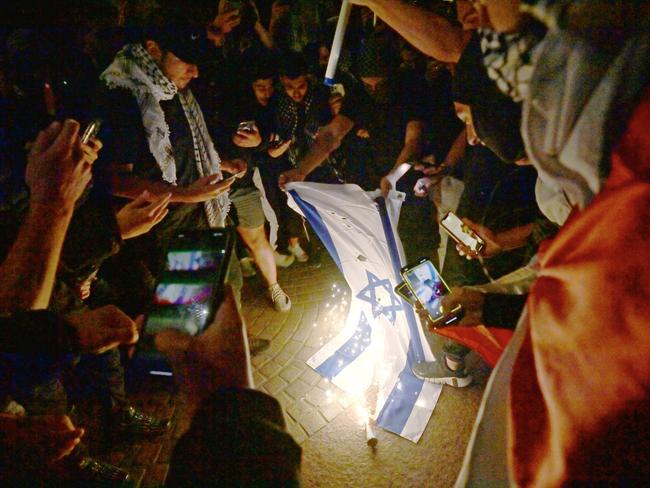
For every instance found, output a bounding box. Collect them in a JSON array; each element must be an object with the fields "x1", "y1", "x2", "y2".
[
  {"x1": 509, "y1": 89, "x2": 650, "y2": 486},
  {"x1": 434, "y1": 326, "x2": 513, "y2": 368}
]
